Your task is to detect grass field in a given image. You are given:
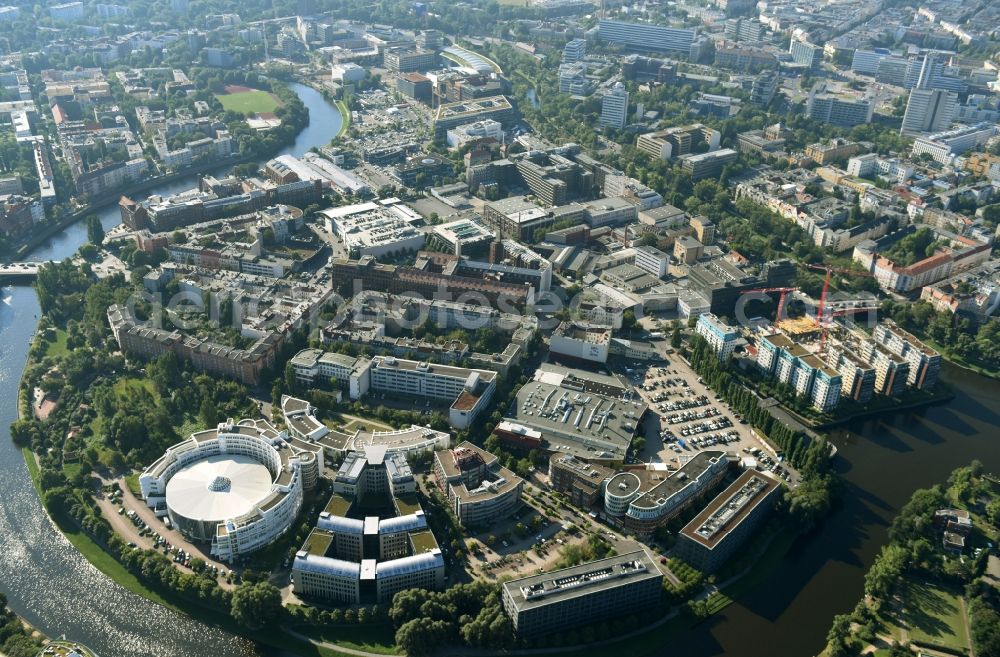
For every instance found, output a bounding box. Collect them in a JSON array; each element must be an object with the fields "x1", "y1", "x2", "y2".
[
  {"x1": 37, "y1": 329, "x2": 69, "y2": 359},
  {"x1": 215, "y1": 89, "x2": 281, "y2": 115},
  {"x1": 881, "y1": 577, "x2": 969, "y2": 653}
]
